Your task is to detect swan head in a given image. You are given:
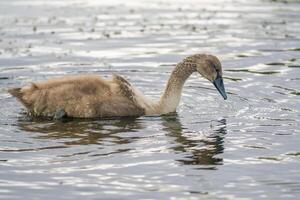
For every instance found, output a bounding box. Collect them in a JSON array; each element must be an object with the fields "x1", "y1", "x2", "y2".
[{"x1": 189, "y1": 54, "x2": 227, "y2": 100}]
